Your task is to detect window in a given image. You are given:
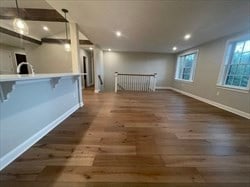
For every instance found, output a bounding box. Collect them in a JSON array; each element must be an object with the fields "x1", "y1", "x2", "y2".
[
  {"x1": 175, "y1": 50, "x2": 198, "y2": 82},
  {"x1": 219, "y1": 38, "x2": 250, "y2": 90}
]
